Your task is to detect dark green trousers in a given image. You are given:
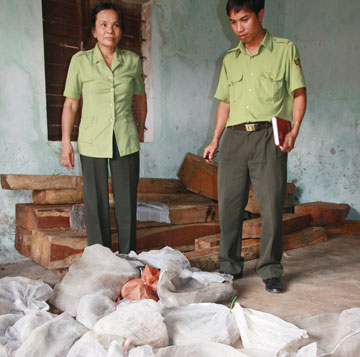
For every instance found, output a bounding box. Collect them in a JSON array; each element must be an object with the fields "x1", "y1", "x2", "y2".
[
  {"x1": 80, "y1": 136, "x2": 139, "y2": 254},
  {"x1": 218, "y1": 127, "x2": 288, "y2": 279}
]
